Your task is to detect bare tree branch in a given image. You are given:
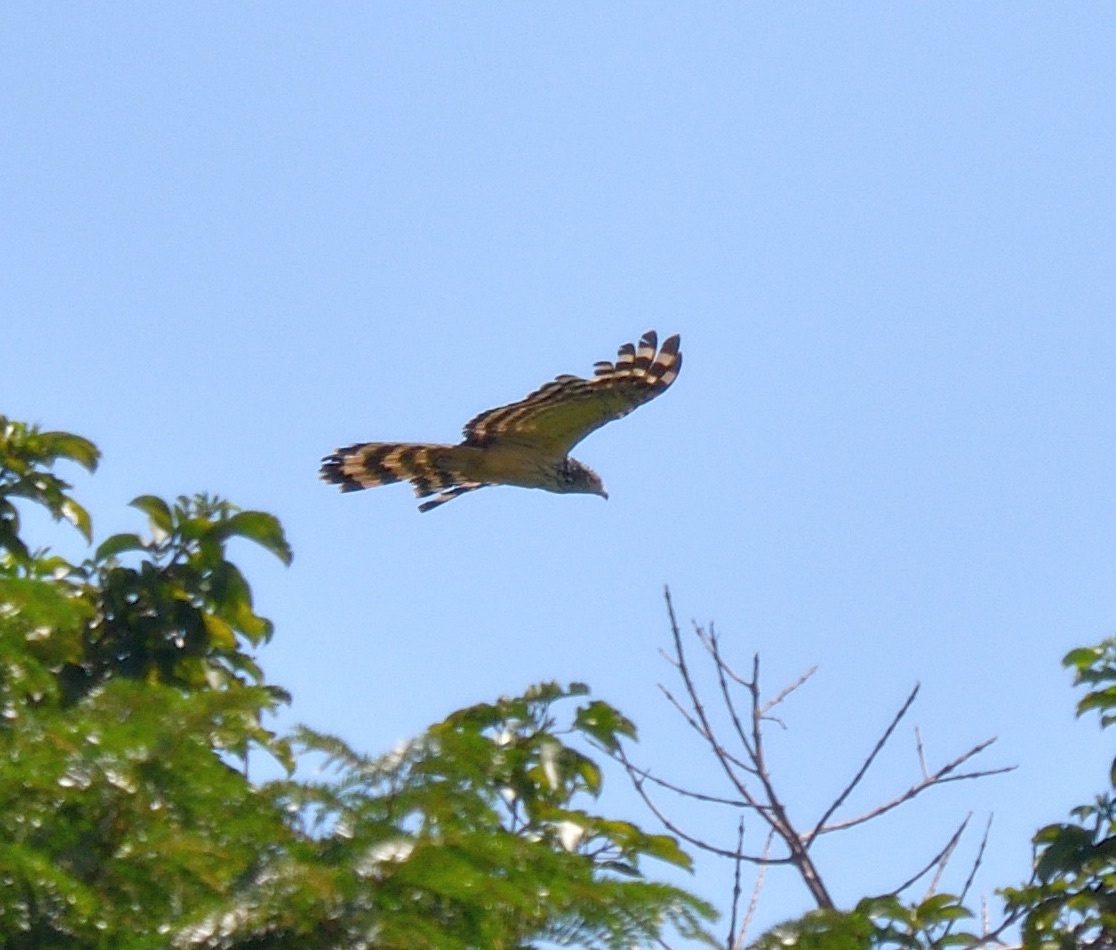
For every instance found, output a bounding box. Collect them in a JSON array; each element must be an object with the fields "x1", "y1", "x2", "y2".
[
  {"x1": 733, "y1": 829, "x2": 774, "y2": 950},
  {"x1": 616, "y1": 755, "x2": 752, "y2": 810},
  {"x1": 926, "y1": 814, "x2": 967, "y2": 899},
  {"x1": 760, "y1": 665, "x2": 818, "y2": 717},
  {"x1": 891, "y1": 813, "x2": 971, "y2": 896},
  {"x1": 960, "y1": 814, "x2": 992, "y2": 908},
  {"x1": 621, "y1": 589, "x2": 1016, "y2": 937},
  {"x1": 658, "y1": 682, "x2": 712, "y2": 742},
  {"x1": 726, "y1": 819, "x2": 746, "y2": 949},
  {"x1": 805, "y1": 684, "x2": 920, "y2": 845},
  {"x1": 915, "y1": 725, "x2": 929, "y2": 780},
  {"x1": 623, "y1": 754, "x2": 793, "y2": 864},
  {"x1": 706, "y1": 626, "x2": 759, "y2": 763},
  {"x1": 739, "y1": 648, "x2": 835, "y2": 908},
  {"x1": 663, "y1": 589, "x2": 756, "y2": 803},
  {"x1": 817, "y1": 739, "x2": 1014, "y2": 835}
]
